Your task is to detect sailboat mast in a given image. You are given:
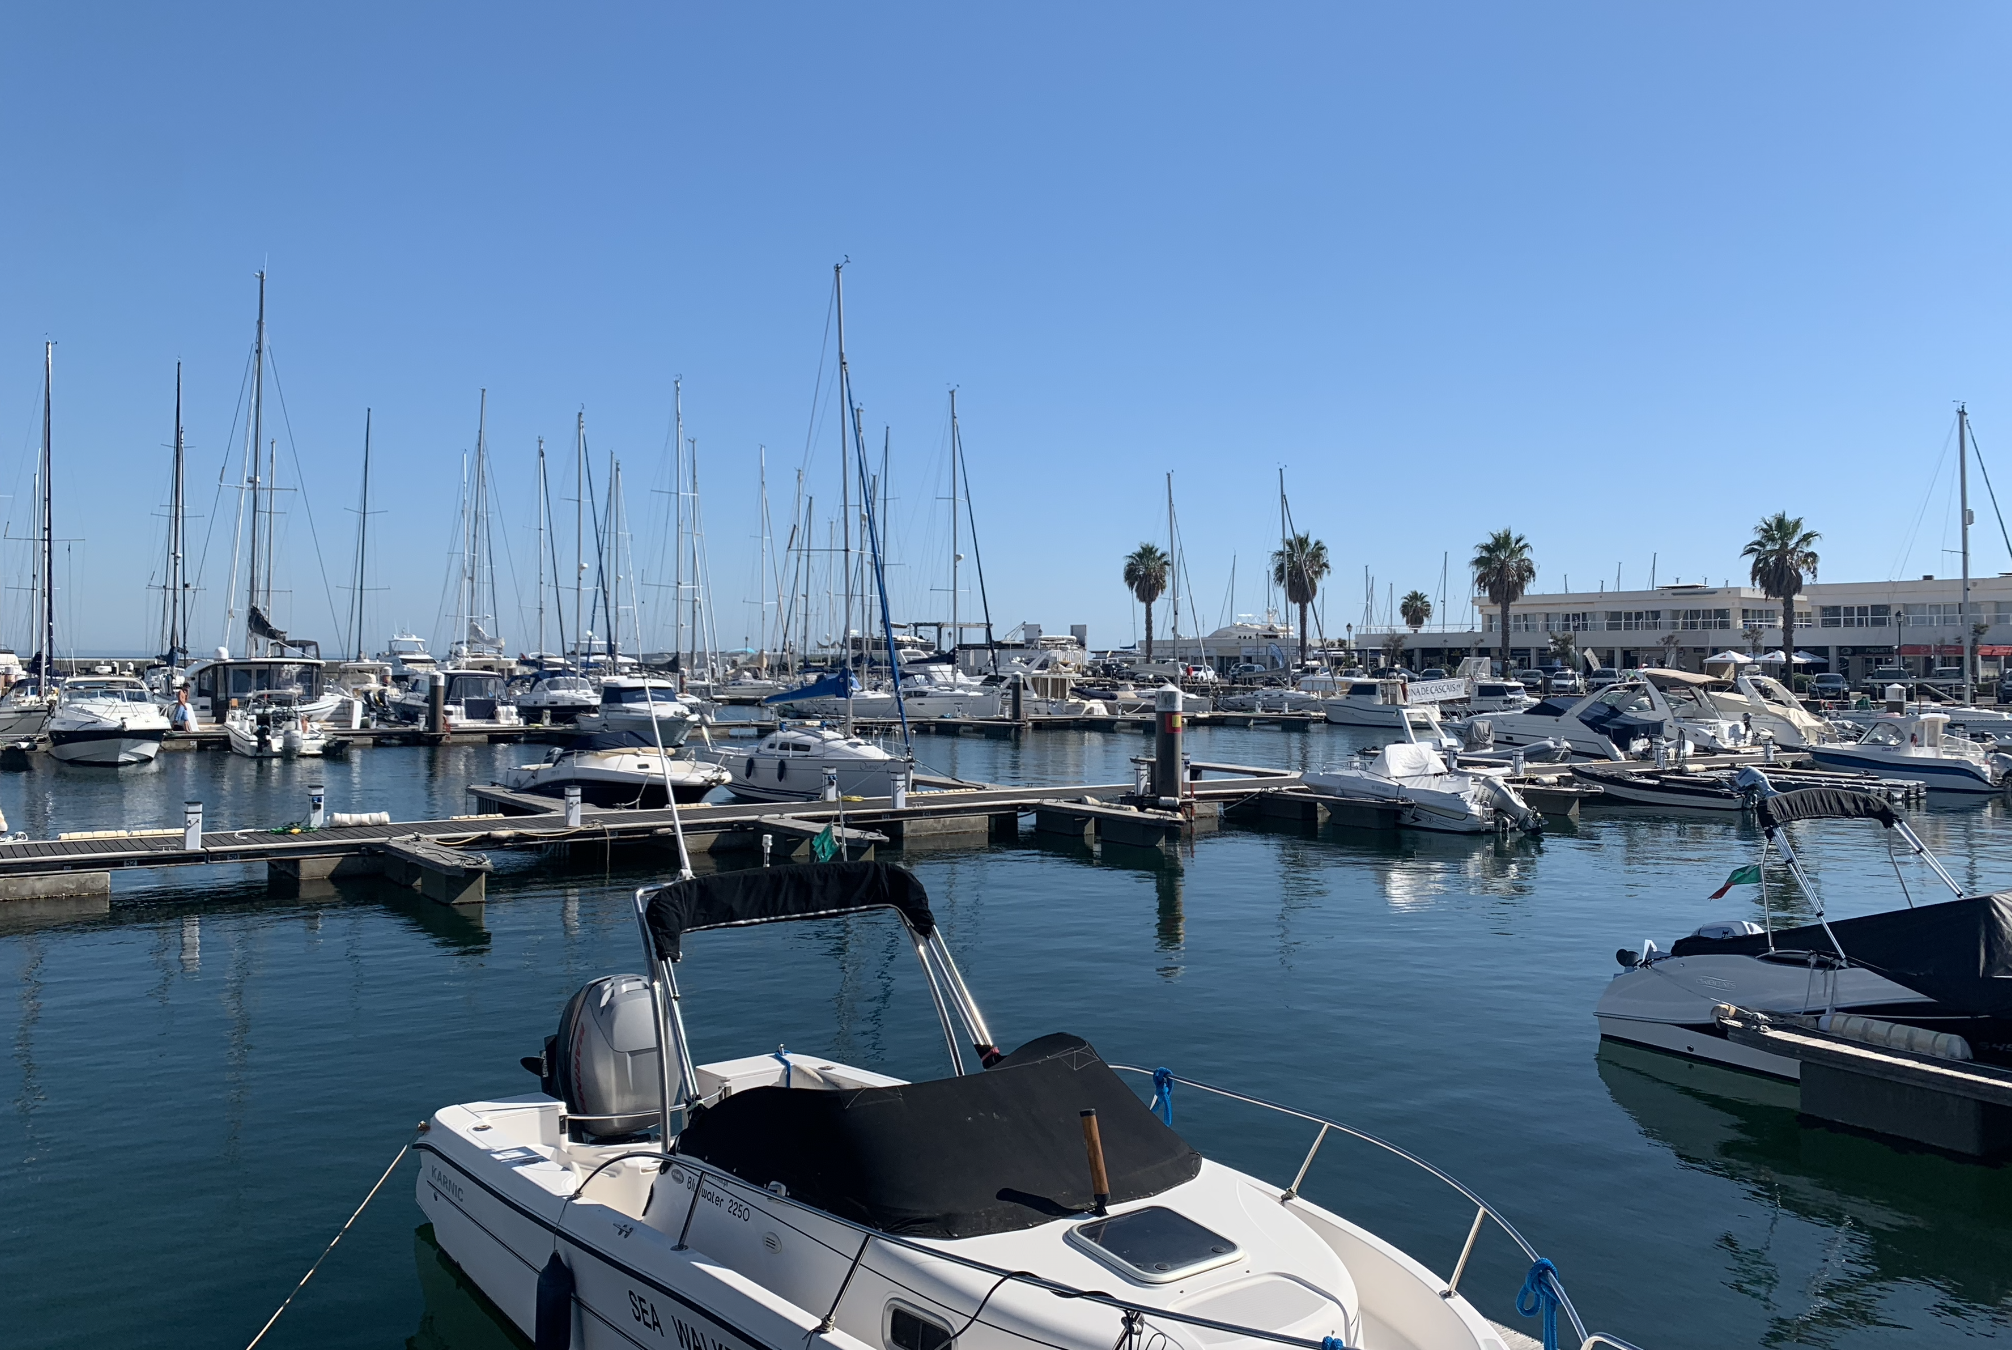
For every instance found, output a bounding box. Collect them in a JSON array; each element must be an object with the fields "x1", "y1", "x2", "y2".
[
  {"x1": 536, "y1": 437, "x2": 547, "y2": 660},
  {"x1": 673, "y1": 379, "x2": 685, "y2": 676},
  {"x1": 38, "y1": 342, "x2": 53, "y2": 685},
  {"x1": 166, "y1": 361, "x2": 187, "y2": 665},
  {"x1": 834, "y1": 263, "x2": 855, "y2": 723},
  {"x1": 350, "y1": 409, "x2": 372, "y2": 661},
  {"x1": 1166, "y1": 472, "x2": 1179, "y2": 666},
  {"x1": 1961, "y1": 403, "x2": 1973, "y2": 706},
  {"x1": 574, "y1": 411, "x2": 585, "y2": 663},
  {"x1": 247, "y1": 271, "x2": 266, "y2": 657},
  {"x1": 948, "y1": 391, "x2": 960, "y2": 666}
]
